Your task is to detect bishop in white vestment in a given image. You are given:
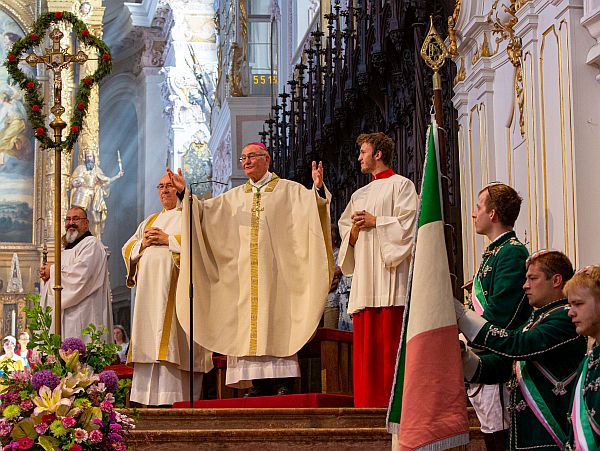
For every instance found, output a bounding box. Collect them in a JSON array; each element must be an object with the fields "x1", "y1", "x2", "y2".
[
  {"x1": 122, "y1": 173, "x2": 213, "y2": 406},
  {"x1": 172, "y1": 142, "x2": 333, "y2": 395},
  {"x1": 40, "y1": 207, "x2": 113, "y2": 341}
]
